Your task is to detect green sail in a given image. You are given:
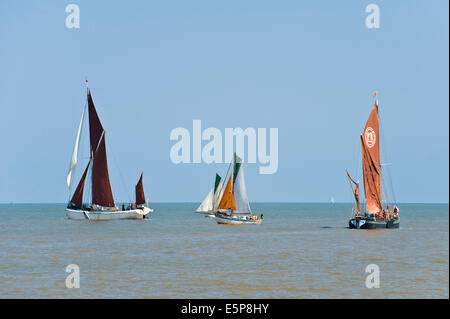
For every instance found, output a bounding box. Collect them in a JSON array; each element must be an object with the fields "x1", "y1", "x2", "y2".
[{"x1": 214, "y1": 174, "x2": 222, "y2": 193}]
